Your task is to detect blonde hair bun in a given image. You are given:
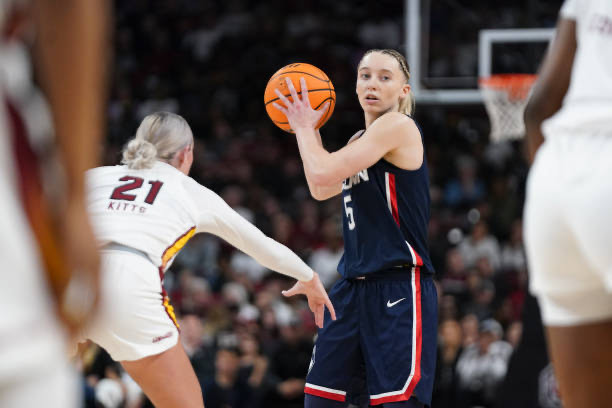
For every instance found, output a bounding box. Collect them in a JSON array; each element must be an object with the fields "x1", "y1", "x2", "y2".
[
  {"x1": 120, "y1": 112, "x2": 193, "y2": 169},
  {"x1": 122, "y1": 139, "x2": 158, "y2": 169}
]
